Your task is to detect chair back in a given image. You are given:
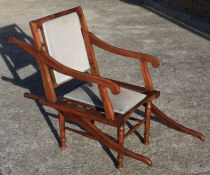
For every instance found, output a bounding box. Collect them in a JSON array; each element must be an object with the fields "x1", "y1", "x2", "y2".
[
  {"x1": 29, "y1": 7, "x2": 114, "y2": 120},
  {"x1": 42, "y1": 12, "x2": 90, "y2": 84},
  {"x1": 29, "y1": 7, "x2": 94, "y2": 102}
]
